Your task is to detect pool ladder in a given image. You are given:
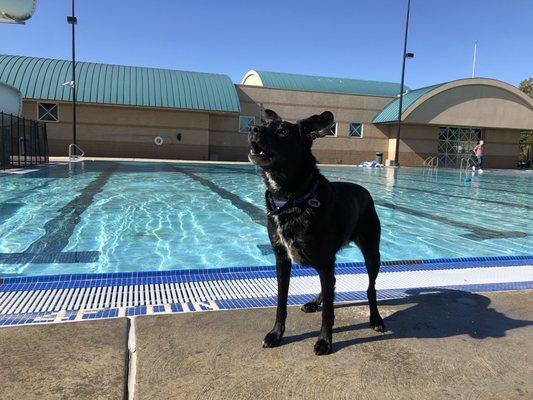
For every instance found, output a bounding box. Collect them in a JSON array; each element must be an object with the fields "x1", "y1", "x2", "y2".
[
  {"x1": 68, "y1": 144, "x2": 85, "y2": 162},
  {"x1": 460, "y1": 157, "x2": 474, "y2": 172},
  {"x1": 423, "y1": 156, "x2": 439, "y2": 169}
]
